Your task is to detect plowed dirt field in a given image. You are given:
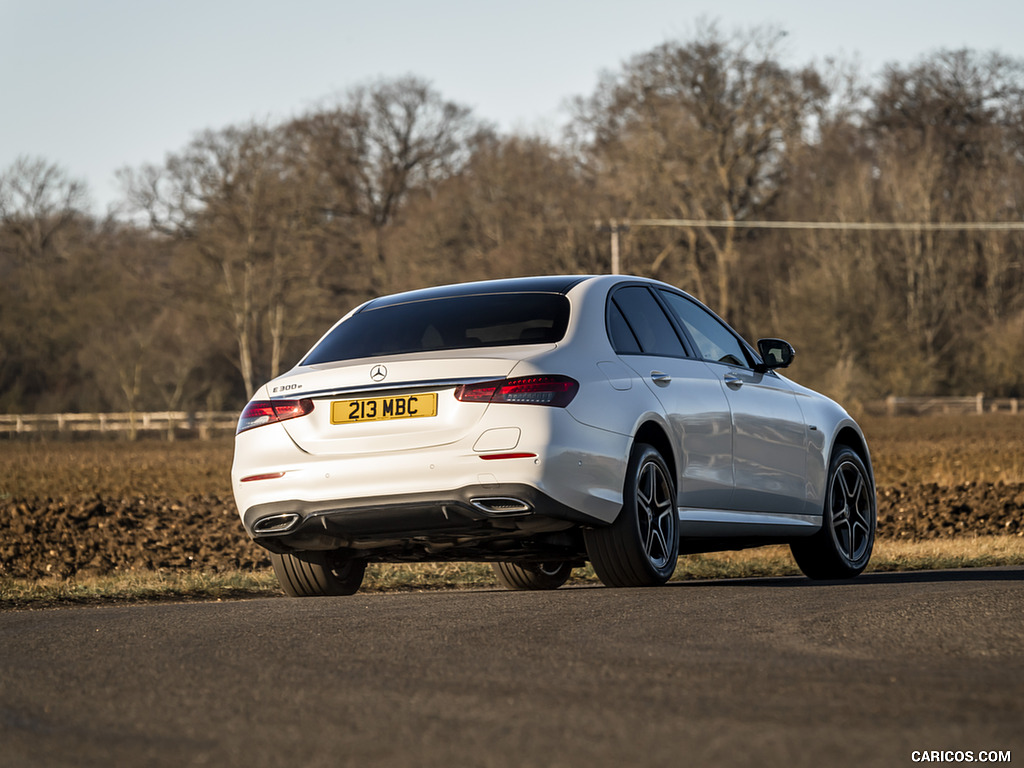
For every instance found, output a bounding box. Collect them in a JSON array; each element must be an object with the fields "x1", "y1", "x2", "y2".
[{"x1": 2, "y1": 415, "x2": 1022, "y2": 580}]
